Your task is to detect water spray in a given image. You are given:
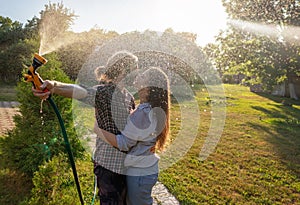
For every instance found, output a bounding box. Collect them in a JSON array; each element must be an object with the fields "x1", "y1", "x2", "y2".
[
  {"x1": 228, "y1": 19, "x2": 300, "y2": 45},
  {"x1": 24, "y1": 53, "x2": 85, "y2": 205}
]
